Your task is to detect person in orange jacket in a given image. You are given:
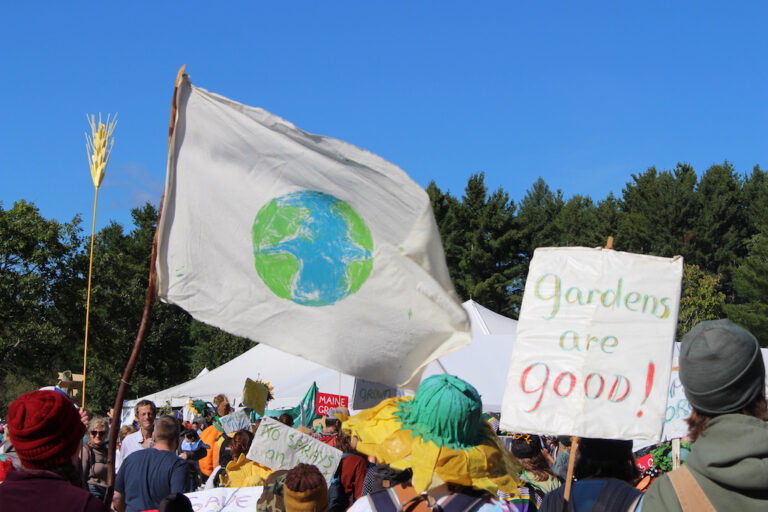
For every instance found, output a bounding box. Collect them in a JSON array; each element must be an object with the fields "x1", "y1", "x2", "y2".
[{"x1": 198, "y1": 395, "x2": 232, "y2": 478}]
